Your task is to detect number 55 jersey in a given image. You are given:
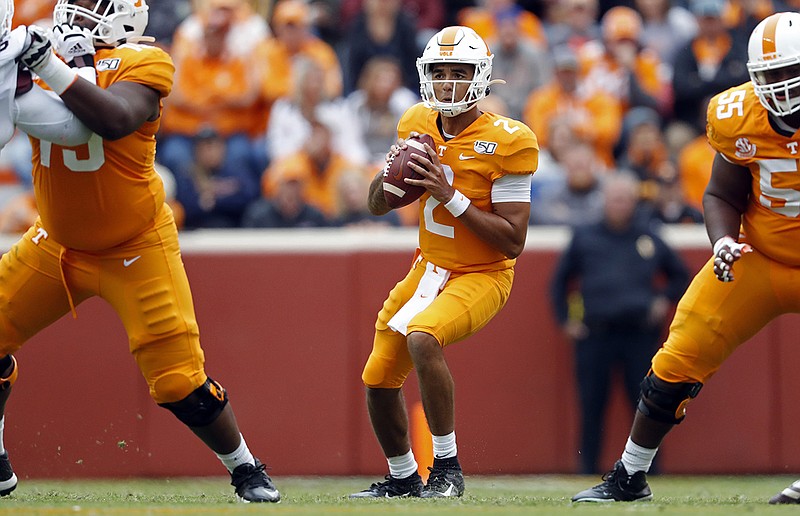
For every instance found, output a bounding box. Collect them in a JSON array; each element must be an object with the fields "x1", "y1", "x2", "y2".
[{"x1": 707, "y1": 81, "x2": 800, "y2": 266}]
